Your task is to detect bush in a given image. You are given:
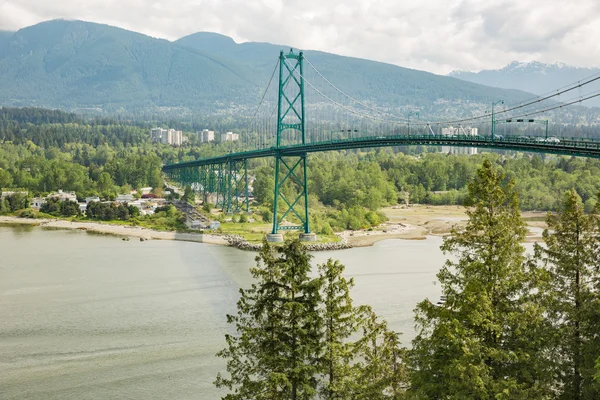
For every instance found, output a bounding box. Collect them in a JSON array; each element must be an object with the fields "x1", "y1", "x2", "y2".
[
  {"x1": 239, "y1": 213, "x2": 249, "y2": 223},
  {"x1": 18, "y1": 208, "x2": 36, "y2": 218},
  {"x1": 260, "y1": 208, "x2": 273, "y2": 223},
  {"x1": 319, "y1": 222, "x2": 334, "y2": 235}
]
